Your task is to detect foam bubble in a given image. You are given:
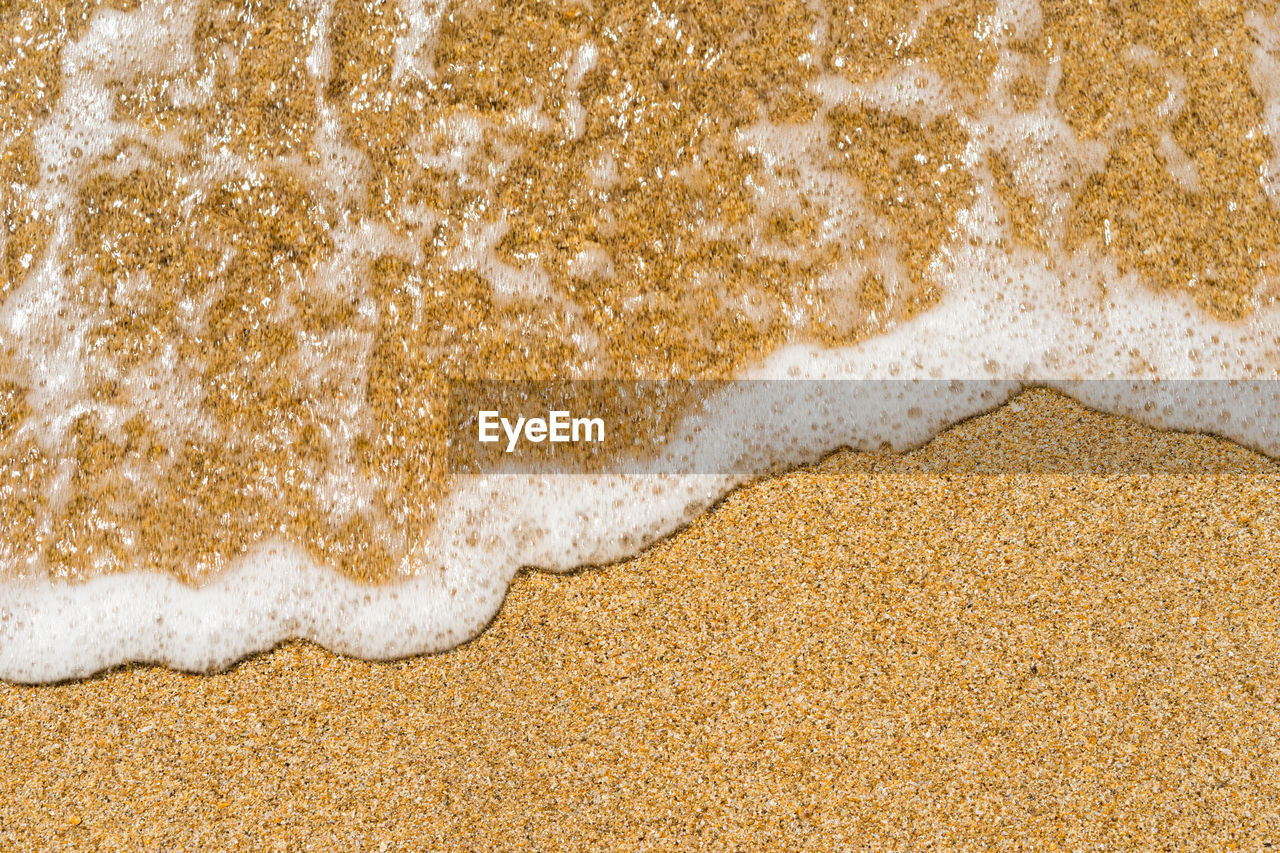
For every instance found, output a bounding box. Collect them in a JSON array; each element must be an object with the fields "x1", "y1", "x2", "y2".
[
  {"x1": 6, "y1": 0, "x2": 1280, "y2": 681},
  {"x1": 7, "y1": 271, "x2": 1280, "y2": 681}
]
